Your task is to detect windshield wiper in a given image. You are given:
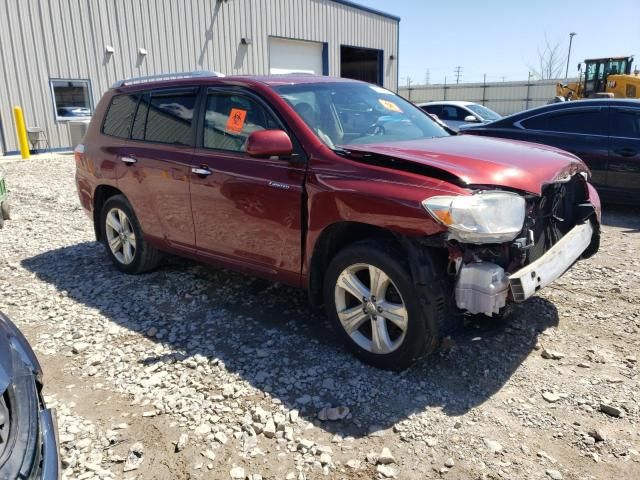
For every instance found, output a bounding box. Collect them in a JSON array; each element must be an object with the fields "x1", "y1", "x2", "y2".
[{"x1": 331, "y1": 146, "x2": 352, "y2": 157}]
